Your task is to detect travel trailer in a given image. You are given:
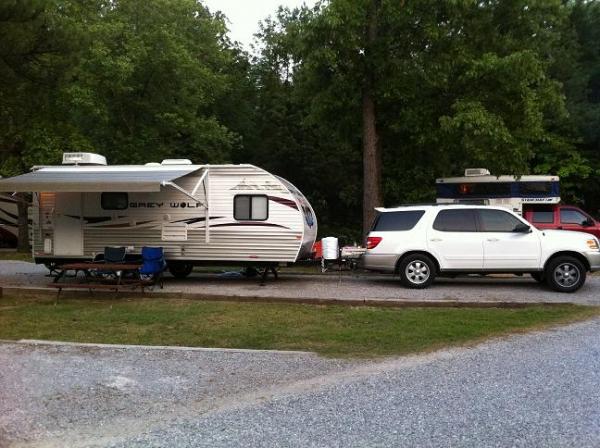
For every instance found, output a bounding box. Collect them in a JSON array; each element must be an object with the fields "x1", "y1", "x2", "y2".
[
  {"x1": 0, "y1": 153, "x2": 318, "y2": 276},
  {"x1": 436, "y1": 168, "x2": 560, "y2": 214},
  {"x1": 0, "y1": 193, "x2": 18, "y2": 247}
]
